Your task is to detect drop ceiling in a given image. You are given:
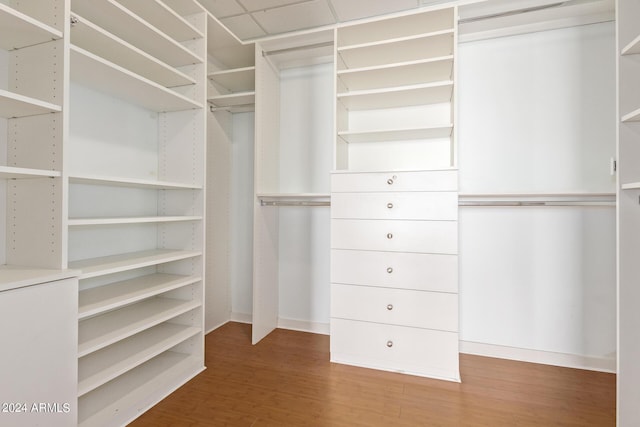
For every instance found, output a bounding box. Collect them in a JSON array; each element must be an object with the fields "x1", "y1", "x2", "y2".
[{"x1": 196, "y1": 0, "x2": 615, "y2": 43}]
